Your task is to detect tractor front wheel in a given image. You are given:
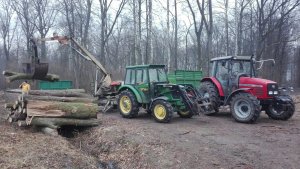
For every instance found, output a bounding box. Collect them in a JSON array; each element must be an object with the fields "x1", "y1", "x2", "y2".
[
  {"x1": 118, "y1": 90, "x2": 139, "y2": 118},
  {"x1": 230, "y1": 92, "x2": 260, "y2": 123},
  {"x1": 152, "y1": 100, "x2": 173, "y2": 123},
  {"x1": 199, "y1": 81, "x2": 219, "y2": 115},
  {"x1": 265, "y1": 102, "x2": 295, "y2": 120}
]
